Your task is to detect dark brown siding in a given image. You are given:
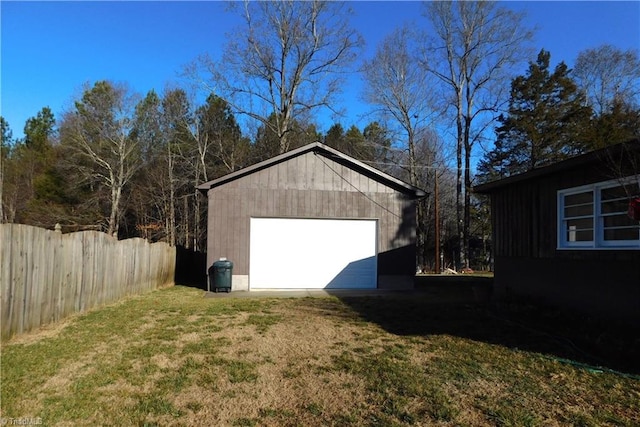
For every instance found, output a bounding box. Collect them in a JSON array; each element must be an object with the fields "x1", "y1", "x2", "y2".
[
  {"x1": 489, "y1": 161, "x2": 640, "y2": 325},
  {"x1": 206, "y1": 151, "x2": 416, "y2": 277},
  {"x1": 494, "y1": 256, "x2": 640, "y2": 325}
]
